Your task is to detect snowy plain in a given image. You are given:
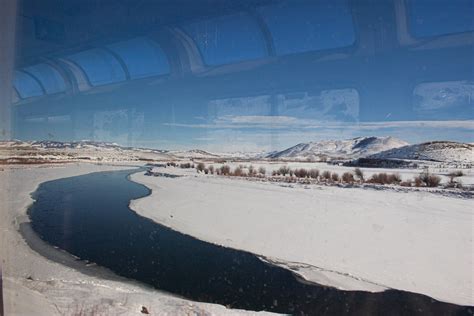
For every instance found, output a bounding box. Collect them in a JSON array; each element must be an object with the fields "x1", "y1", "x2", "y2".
[{"x1": 130, "y1": 165, "x2": 474, "y2": 306}]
